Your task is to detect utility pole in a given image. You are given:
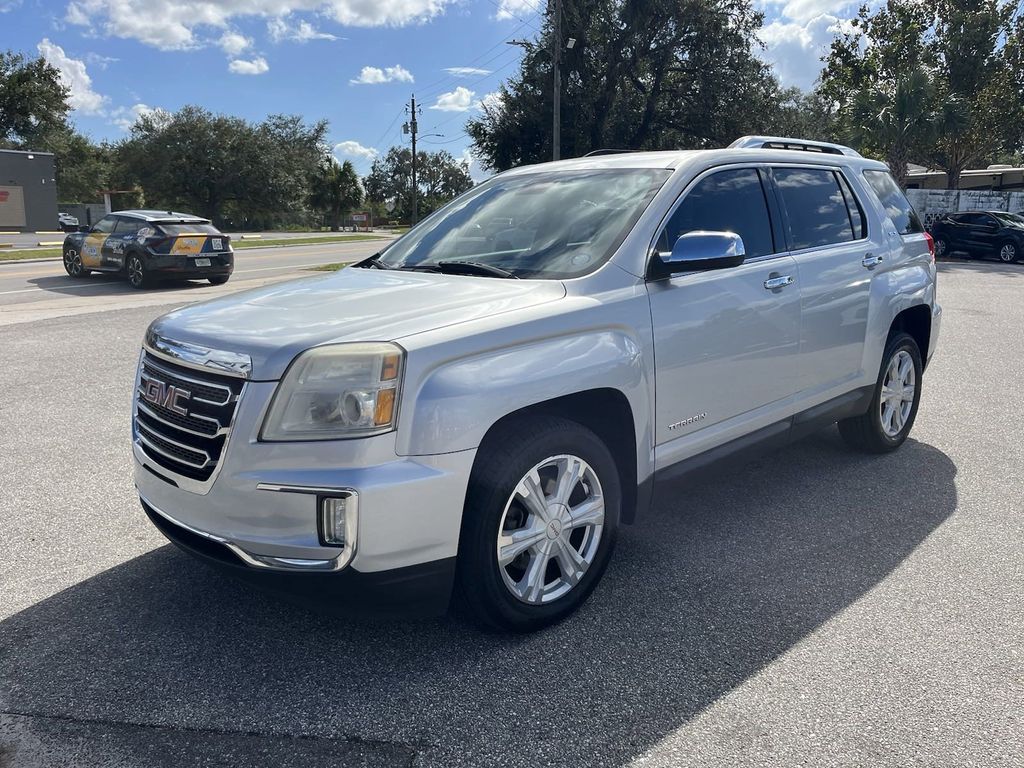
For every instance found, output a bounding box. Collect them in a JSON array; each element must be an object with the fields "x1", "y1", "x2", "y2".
[
  {"x1": 551, "y1": 0, "x2": 561, "y2": 161},
  {"x1": 403, "y1": 95, "x2": 420, "y2": 225}
]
